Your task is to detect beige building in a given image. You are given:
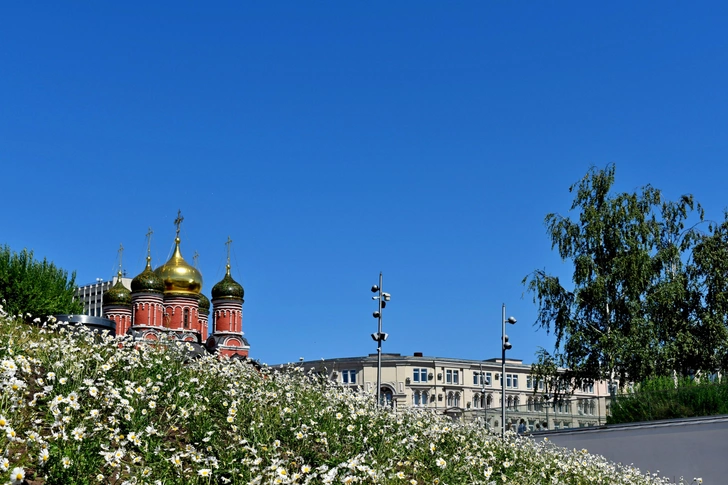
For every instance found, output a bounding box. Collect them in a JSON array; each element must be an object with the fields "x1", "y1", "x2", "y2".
[{"x1": 301, "y1": 352, "x2": 610, "y2": 431}]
